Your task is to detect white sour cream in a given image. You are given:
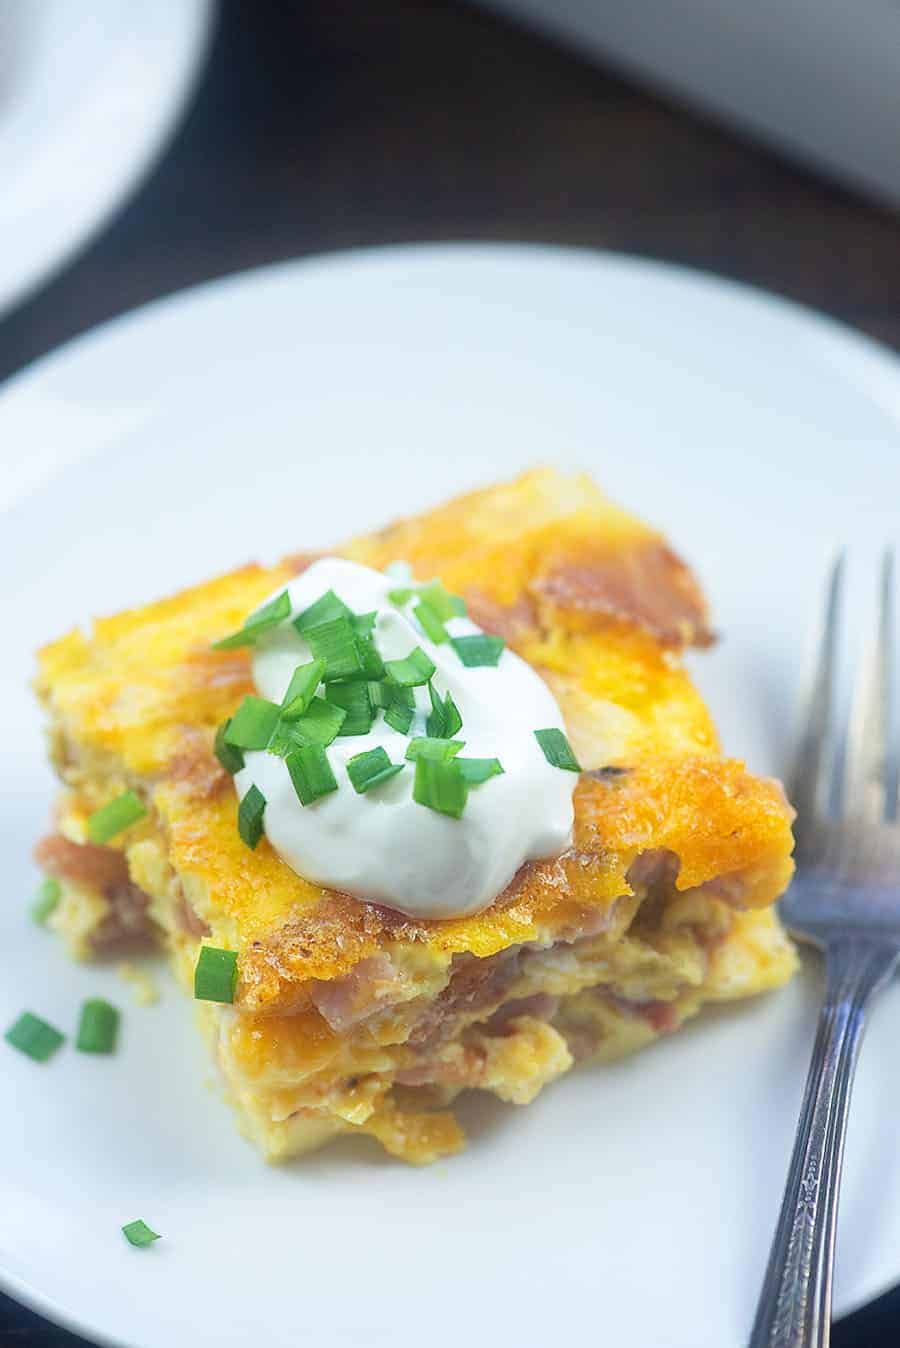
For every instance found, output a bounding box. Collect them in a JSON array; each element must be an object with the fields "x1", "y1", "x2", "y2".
[{"x1": 234, "y1": 559, "x2": 575, "y2": 919}]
